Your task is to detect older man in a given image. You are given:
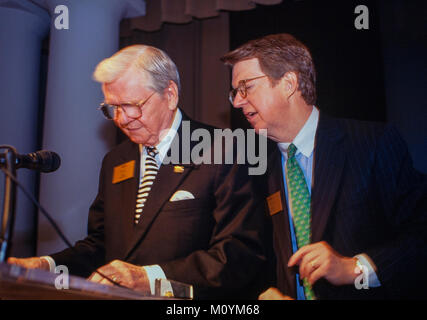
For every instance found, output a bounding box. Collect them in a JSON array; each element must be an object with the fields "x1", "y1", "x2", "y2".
[
  {"x1": 221, "y1": 33, "x2": 427, "y2": 299},
  {"x1": 8, "y1": 45, "x2": 269, "y2": 299}
]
